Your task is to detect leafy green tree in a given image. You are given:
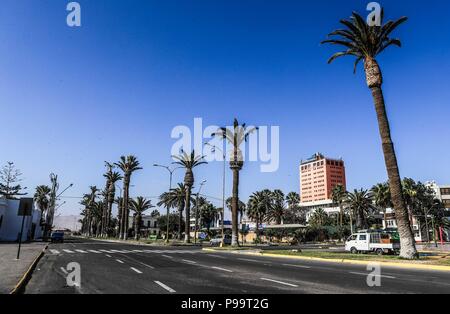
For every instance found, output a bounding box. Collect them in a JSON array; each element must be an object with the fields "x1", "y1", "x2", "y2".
[
  {"x1": 332, "y1": 184, "x2": 347, "y2": 226},
  {"x1": 130, "y1": 197, "x2": 154, "y2": 240},
  {"x1": 322, "y1": 10, "x2": 417, "y2": 259},
  {"x1": 372, "y1": 182, "x2": 392, "y2": 227},
  {"x1": 346, "y1": 189, "x2": 375, "y2": 230},
  {"x1": 247, "y1": 190, "x2": 272, "y2": 242},
  {"x1": 0, "y1": 162, "x2": 27, "y2": 199},
  {"x1": 34, "y1": 185, "x2": 51, "y2": 225}
]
